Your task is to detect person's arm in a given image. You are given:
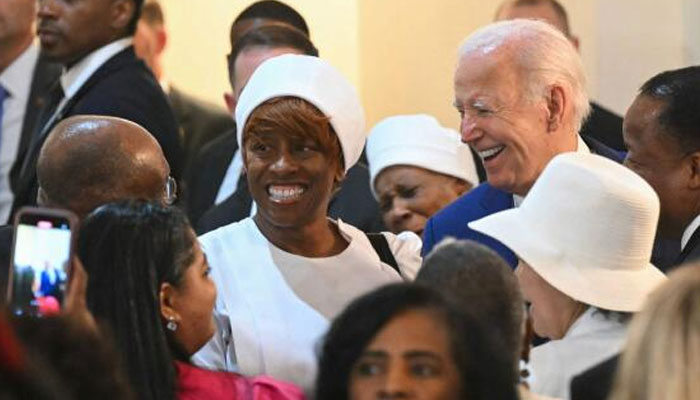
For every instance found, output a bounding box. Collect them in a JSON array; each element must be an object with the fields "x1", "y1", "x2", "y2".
[{"x1": 382, "y1": 231, "x2": 422, "y2": 280}]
